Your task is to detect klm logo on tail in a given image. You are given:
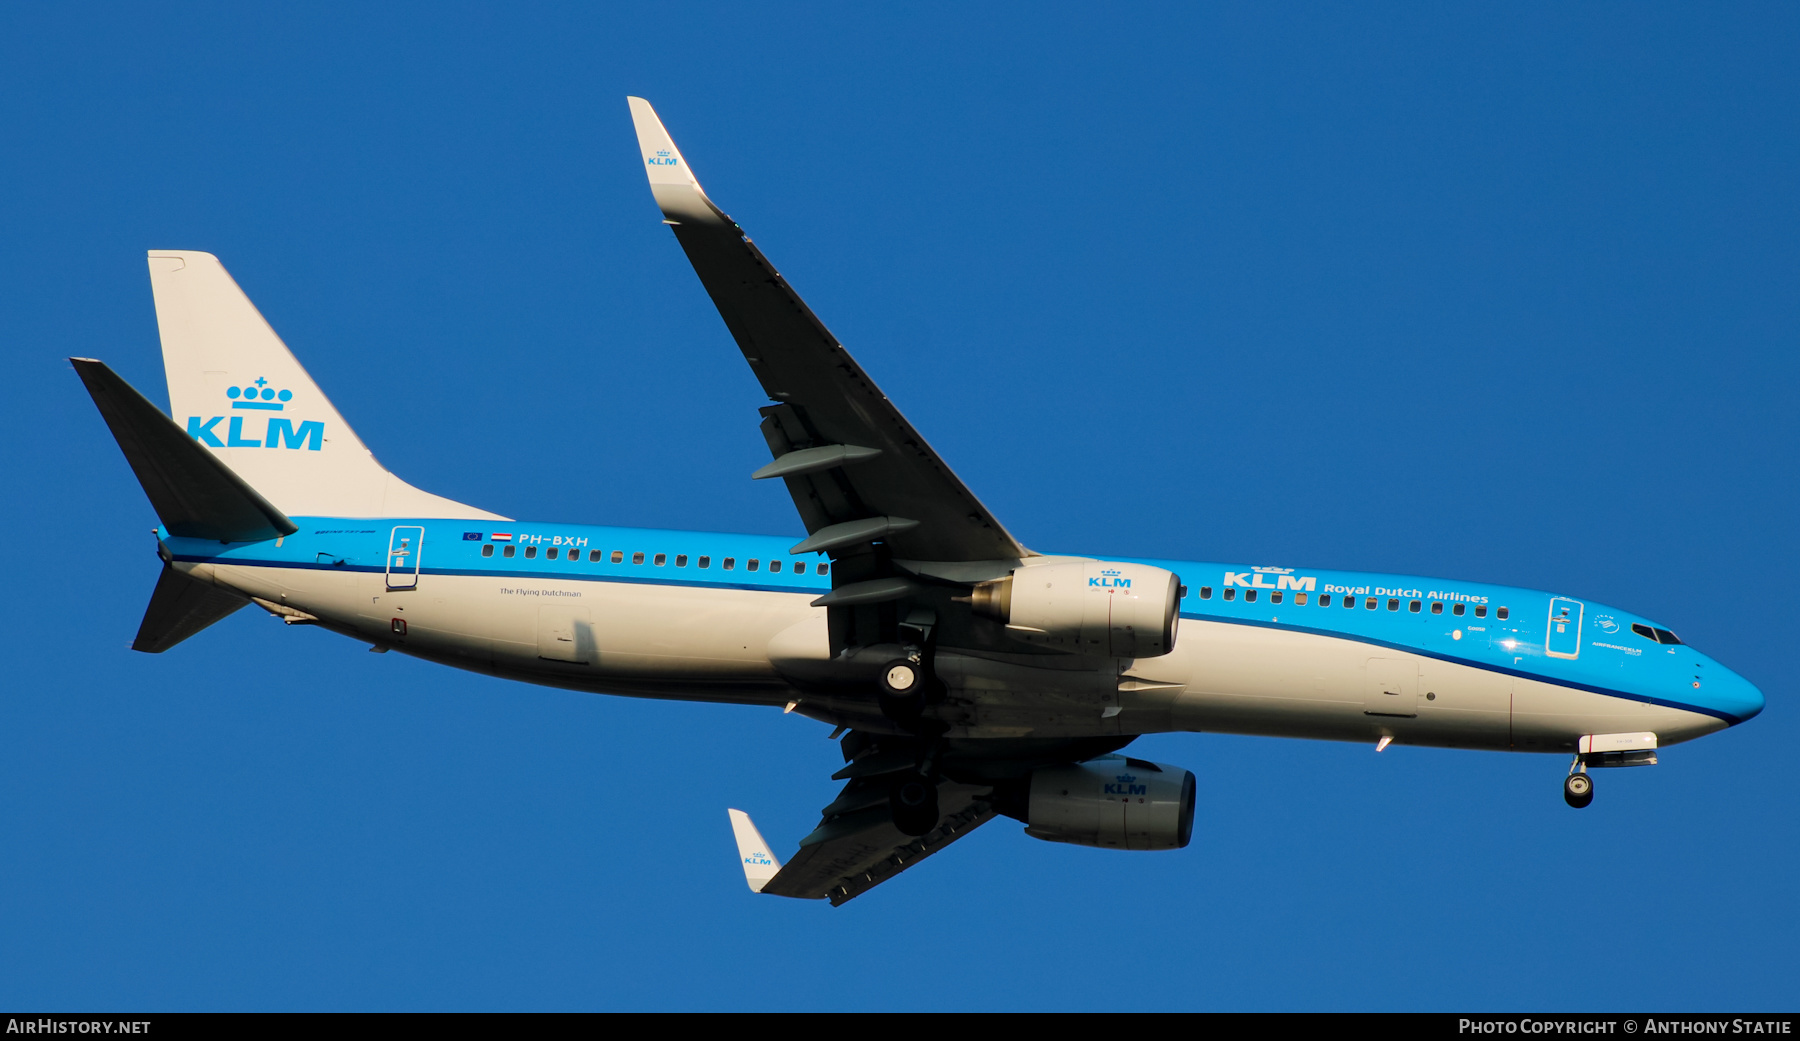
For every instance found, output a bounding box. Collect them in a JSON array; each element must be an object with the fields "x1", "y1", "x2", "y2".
[{"x1": 186, "y1": 379, "x2": 323, "y2": 450}]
